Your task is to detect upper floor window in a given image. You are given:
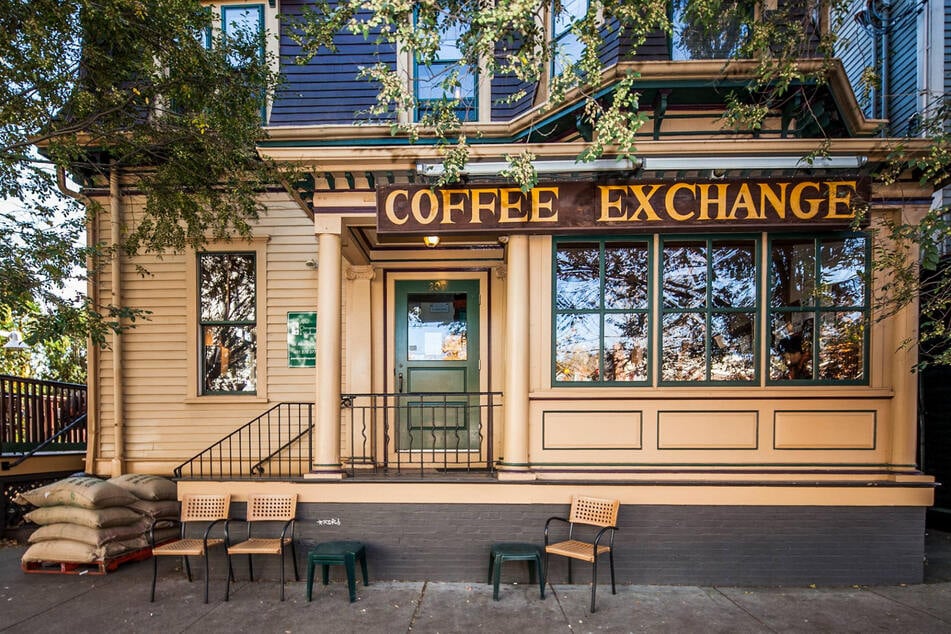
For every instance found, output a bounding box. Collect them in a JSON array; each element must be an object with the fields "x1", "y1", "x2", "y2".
[
  {"x1": 222, "y1": 4, "x2": 265, "y2": 66},
  {"x1": 768, "y1": 235, "x2": 869, "y2": 383},
  {"x1": 552, "y1": 0, "x2": 588, "y2": 77},
  {"x1": 199, "y1": 252, "x2": 257, "y2": 394},
  {"x1": 670, "y1": 0, "x2": 751, "y2": 61},
  {"x1": 415, "y1": 12, "x2": 476, "y2": 122}
]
